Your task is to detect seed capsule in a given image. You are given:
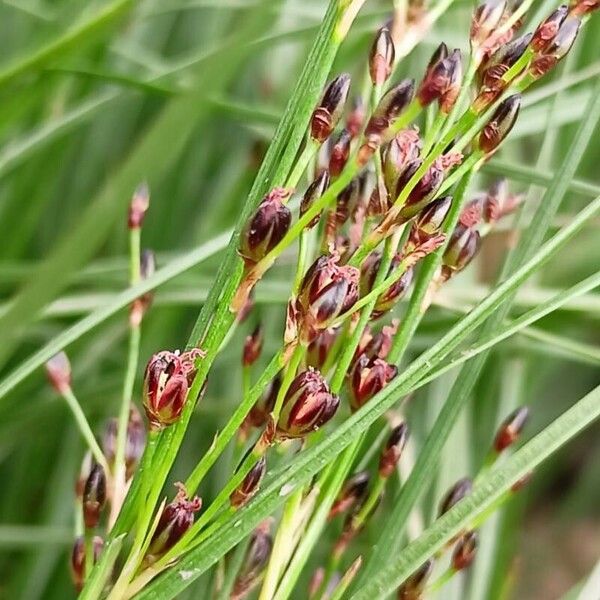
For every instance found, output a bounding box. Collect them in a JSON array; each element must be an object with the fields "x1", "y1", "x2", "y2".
[
  {"x1": 529, "y1": 17, "x2": 581, "y2": 78},
  {"x1": 478, "y1": 94, "x2": 521, "y2": 154},
  {"x1": 83, "y1": 463, "x2": 107, "y2": 529},
  {"x1": 329, "y1": 471, "x2": 371, "y2": 519},
  {"x1": 379, "y1": 422, "x2": 409, "y2": 478},
  {"x1": 349, "y1": 354, "x2": 398, "y2": 412},
  {"x1": 307, "y1": 327, "x2": 340, "y2": 370},
  {"x1": 230, "y1": 455, "x2": 267, "y2": 508},
  {"x1": 146, "y1": 483, "x2": 201, "y2": 560},
  {"x1": 276, "y1": 368, "x2": 340, "y2": 439},
  {"x1": 239, "y1": 188, "x2": 292, "y2": 266},
  {"x1": 442, "y1": 225, "x2": 482, "y2": 279},
  {"x1": 45, "y1": 352, "x2": 71, "y2": 395},
  {"x1": 71, "y1": 535, "x2": 103, "y2": 591},
  {"x1": 369, "y1": 27, "x2": 396, "y2": 86},
  {"x1": 471, "y1": 0, "x2": 507, "y2": 47},
  {"x1": 365, "y1": 79, "x2": 415, "y2": 138},
  {"x1": 531, "y1": 5, "x2": 569, "y2": 51},
  {"x1": 329, "y1": 129, "x2": 353, "y2": 177},
  {"x1": 102, "y1": 406, "x2": 146, "y2": 479},
  {"x1": 452, "y1": 531, "x2": 478, "y2": 570},
  {"x1": 233, "y1": 522, "x2": 273, "y2": 599},
  {"x1": 301, "y1": 171, "x2": 330, "y2": 229},
  {"x1": 128, "y1": 182, "x2": 150, "y2": 229},
  {"x1": 243, "y1": 325, "x2": 264, "y2": 367},
  {"x1": 397, "y1": 559, "x2": 434, "y2": 599},
  {"x1": 439, "y1": 477, "x2": 473, "y2": 516},
  {"x1": 494, "y1": 406, "x2": 529, "y2": 452},
  {"x1": 310, "y1": 74, "x2": 352, "y2": 143}
]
